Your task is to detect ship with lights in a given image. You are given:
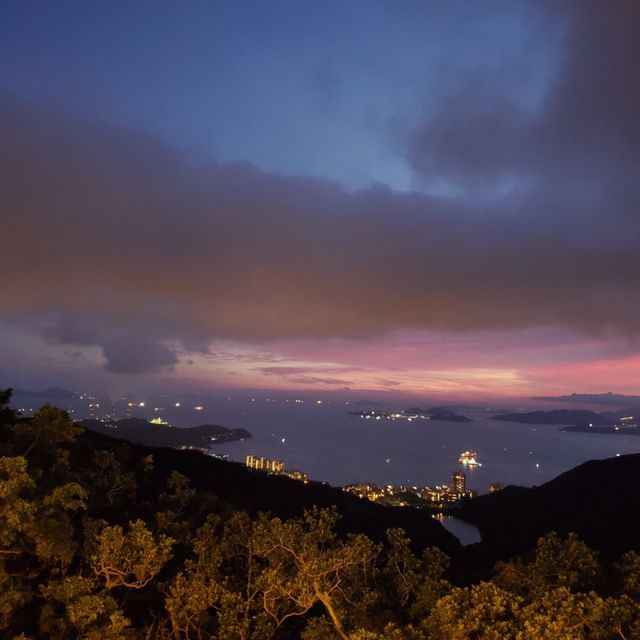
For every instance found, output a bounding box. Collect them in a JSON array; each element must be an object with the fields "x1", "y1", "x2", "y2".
[{"x1": 459, "y1": 450, "x2": 482, "y2": 466}]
